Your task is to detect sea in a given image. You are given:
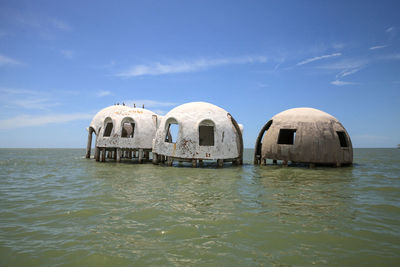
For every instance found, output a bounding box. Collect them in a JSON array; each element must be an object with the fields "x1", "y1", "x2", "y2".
[{"x1": 0, "y1": 148, "x2": 399, "y2": 266}]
